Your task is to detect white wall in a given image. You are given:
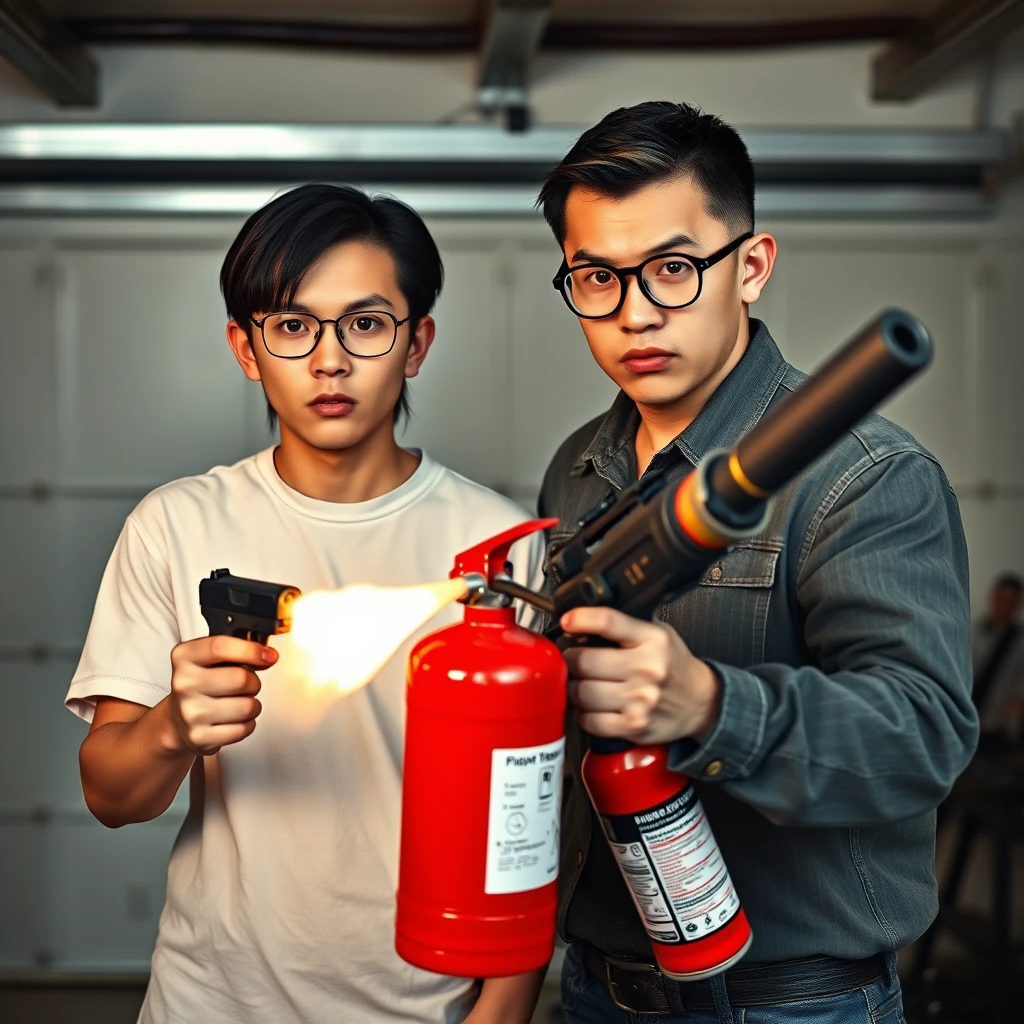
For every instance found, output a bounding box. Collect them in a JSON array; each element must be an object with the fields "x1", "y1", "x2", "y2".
[
  {"x1": 1, "y1": 208, "x2": 1022, "y2": 970},
  {"x1": 1, "y1": 23, "x2": 1022, "y2": 974}
]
